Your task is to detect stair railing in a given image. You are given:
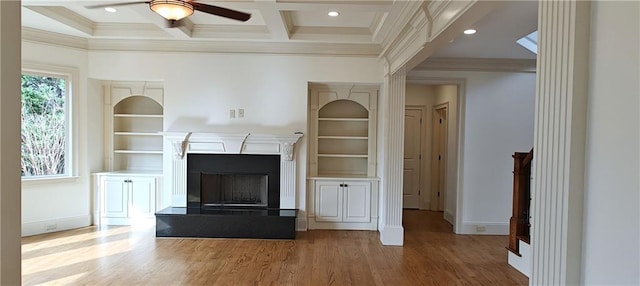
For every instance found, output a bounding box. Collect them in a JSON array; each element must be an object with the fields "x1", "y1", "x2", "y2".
[{"x1": 507, "y1": 148, "x2": 533, "y2": 256}]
